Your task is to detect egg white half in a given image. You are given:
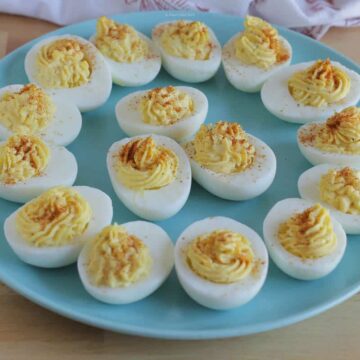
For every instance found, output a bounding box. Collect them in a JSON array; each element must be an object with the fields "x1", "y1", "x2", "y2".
[
  {"x1": 261, "y1": 61, "x2": 360, "y2": 123},
  {"x1": 24, "y1": 34, "x2": 112, "y2": 112},
  {"x1": 4, "y1": 186, "x2": 113, "y2": 268},
  {"x1": 115, "y1": 86, "x2": 208, "y2": 142},
  {"x1": 107, "y1": 134, "x2": 191, "y2": 221},
  {"x1": 263, "y1": 198, "x2": 347, "y2": 280},
  {"x1": 222, "y1": 33, "x2": 292, "y2": 93},
  {"x1": 78, "y1": 221, "x2": 174, "y2": 304}
]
